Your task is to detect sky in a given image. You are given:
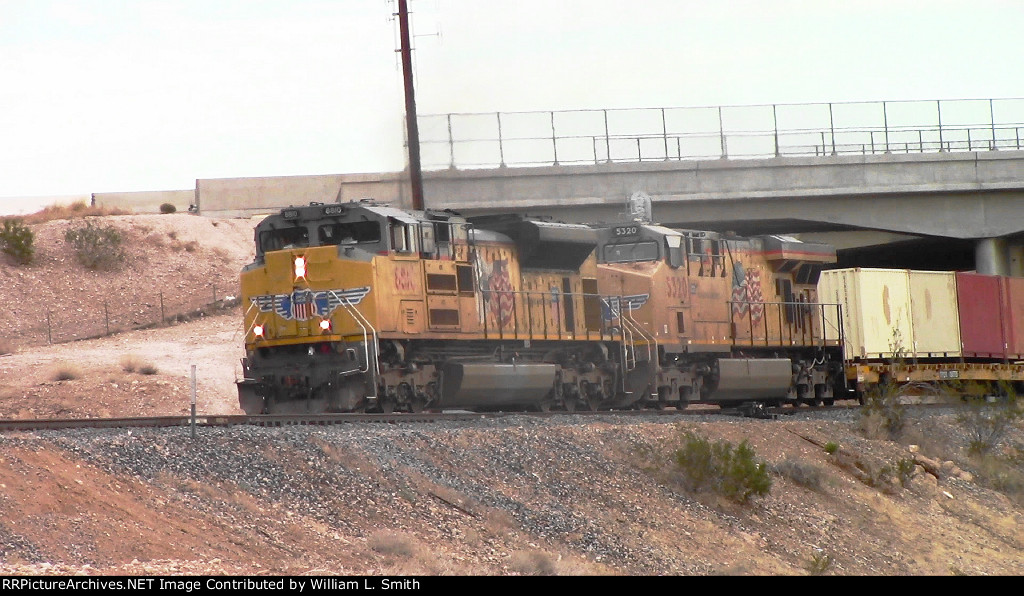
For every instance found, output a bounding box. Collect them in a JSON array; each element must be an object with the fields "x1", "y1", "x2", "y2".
[{"x1": 1, "y1": 0, "x2": 1023, "y2": 214}]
